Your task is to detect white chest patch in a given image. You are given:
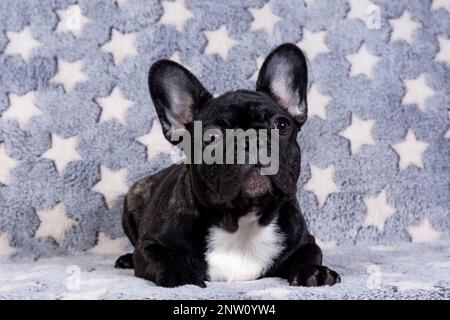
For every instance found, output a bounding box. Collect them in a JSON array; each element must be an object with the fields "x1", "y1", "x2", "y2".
[{"x1": 205, "y1": 211, "x2": 285, "y2": 282}]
